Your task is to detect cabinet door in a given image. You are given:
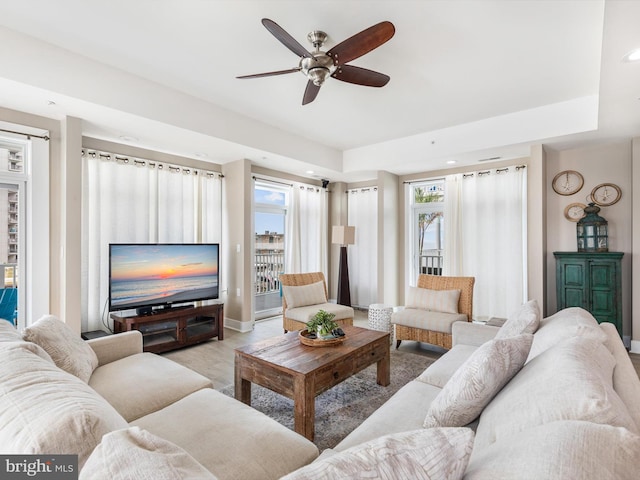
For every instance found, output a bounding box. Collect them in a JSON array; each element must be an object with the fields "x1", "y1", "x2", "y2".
[
  {"x1": 557, "y1": 259, "x2": 587, "y2": 309},
  {"x1": 588, "y1": 260, "x2": 618, "y2": 327}
]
